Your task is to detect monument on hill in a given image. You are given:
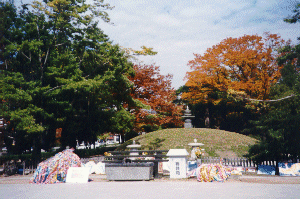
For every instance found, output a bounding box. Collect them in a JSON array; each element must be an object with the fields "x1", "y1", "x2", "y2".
[{"x1": 182, "y1": 106, "x2": 195, "y2": 128}]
